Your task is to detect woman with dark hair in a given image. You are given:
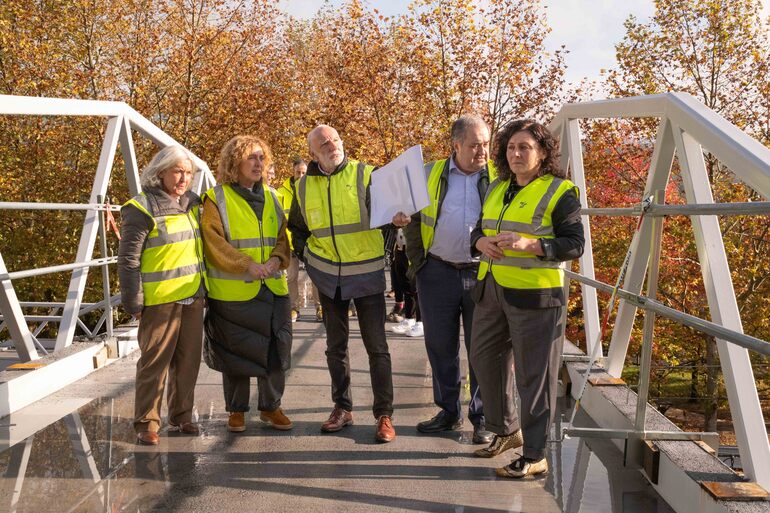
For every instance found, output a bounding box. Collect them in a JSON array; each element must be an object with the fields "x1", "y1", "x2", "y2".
[{"x1": 469, "y1": 119, "x2": 584, "y2": 478}]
